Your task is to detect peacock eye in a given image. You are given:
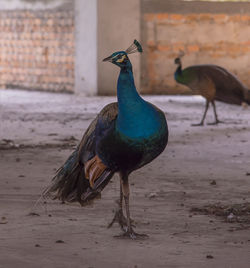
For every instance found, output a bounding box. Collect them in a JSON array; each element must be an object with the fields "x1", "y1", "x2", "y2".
[{"x1": 116, "y1": 54, "x2": 126, "y2": 63}]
